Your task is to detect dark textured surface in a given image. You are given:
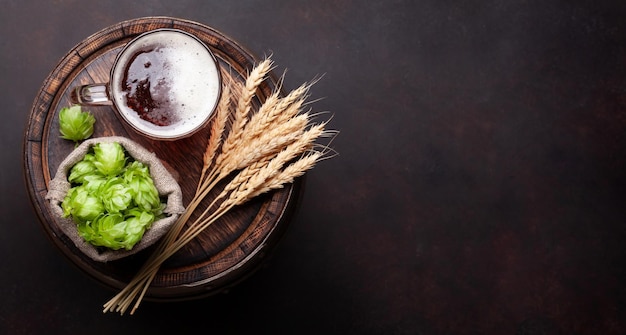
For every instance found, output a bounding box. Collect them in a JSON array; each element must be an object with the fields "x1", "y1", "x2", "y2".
[{"x1": 3, "y1": 1, "x2": 626, "y2": 334}]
